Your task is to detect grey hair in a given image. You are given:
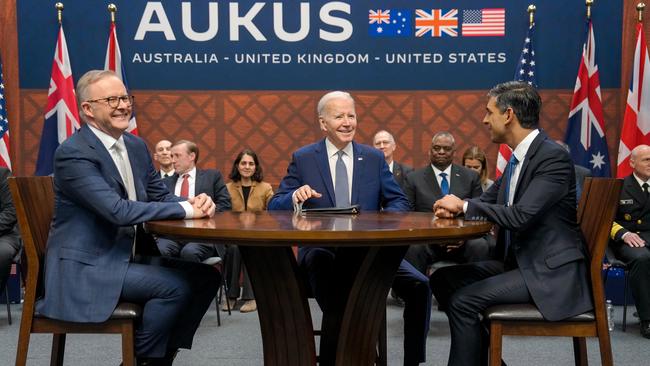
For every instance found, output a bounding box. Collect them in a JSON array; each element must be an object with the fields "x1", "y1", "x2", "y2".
[
  {"x1": 76, "y1": 70, "x2": 119, "y2": 121},
  {"x1": 317, "y1": 91, "x2": 354, "y2": 116},
  {"x1": 431, "y1": 131, "x2": 456, "y2": 145},
  {"x1": 374, "y1": 130, "x2": 395, "y2": 144}
]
